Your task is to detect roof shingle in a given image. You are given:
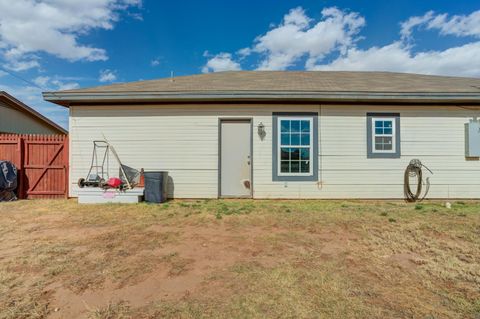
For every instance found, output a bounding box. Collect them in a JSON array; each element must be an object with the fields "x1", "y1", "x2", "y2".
[{"x1": 59, "y1": 71, "x2": 480, "y2": 94}]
